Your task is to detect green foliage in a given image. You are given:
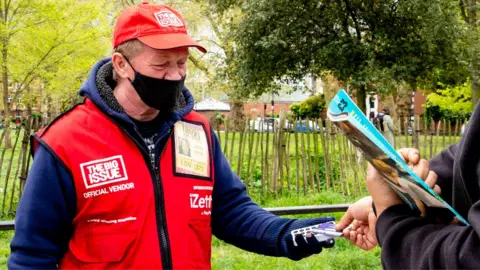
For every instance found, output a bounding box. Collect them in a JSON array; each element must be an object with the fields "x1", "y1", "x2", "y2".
[
  {"x1": 425, "y1": 80, "x2": 473, "y2": 120},
  {"x1": 0, "y1": 0, "x2": 113, "y2": 116},
  {"x1": 0, "y1": 231, "x2": 13, "y2": 266},
  {"x1": 290, "y1": 94, "x2": 326, "y2": 119},
  {"x1": 315, "y1": 152, "x2": 341, "y2": 190},
  {"x1": 215, "y1": 0, "x2": 468, "y2": 107},
  {"x1": 32, "y1": 112, "x2": 43, "y2": 120}
]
